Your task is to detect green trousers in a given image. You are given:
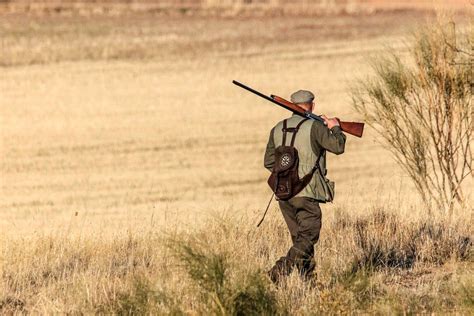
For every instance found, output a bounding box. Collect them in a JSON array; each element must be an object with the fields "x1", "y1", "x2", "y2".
[{"x1": 270, "y1": 197, "x2": 322, "y2": 280}]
